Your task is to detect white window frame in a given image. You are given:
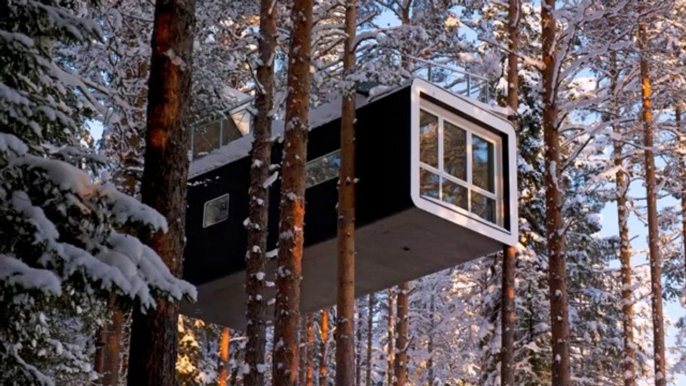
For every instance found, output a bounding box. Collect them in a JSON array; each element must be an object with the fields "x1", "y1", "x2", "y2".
[
  {"x1": 410, "y1": 78, "x2": 518, "y2": 247},
  {"x1": 203, "y1": 193, "x2": 230, "y2": 228},
  {"x1": 418, "y1": 102, "x2": 503, "y2": 227}
]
